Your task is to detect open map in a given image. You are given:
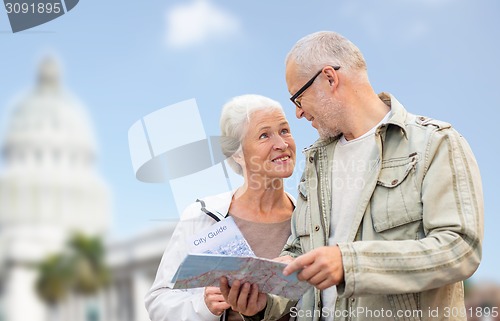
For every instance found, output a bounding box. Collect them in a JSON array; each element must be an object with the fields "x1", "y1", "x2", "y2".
[{"x1": 172, "y1": 253, "x2": 311, "y2": 300}]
